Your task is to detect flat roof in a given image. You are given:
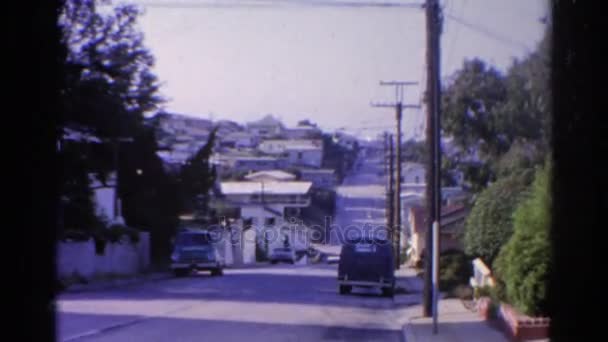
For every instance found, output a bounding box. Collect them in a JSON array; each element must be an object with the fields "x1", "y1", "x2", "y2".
[{"x1": 220, "y1": 181, "x2": 312, "y2": 195}]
